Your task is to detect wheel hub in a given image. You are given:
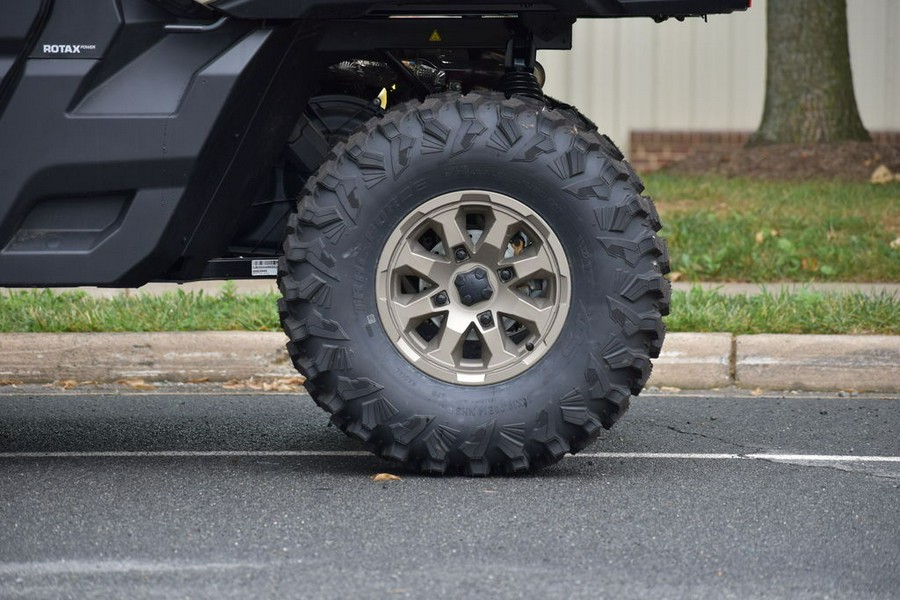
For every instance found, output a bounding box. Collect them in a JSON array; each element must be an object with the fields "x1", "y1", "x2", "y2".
[{"x1": 454, "y1": 267, "x2": 494, "y2": 307}]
